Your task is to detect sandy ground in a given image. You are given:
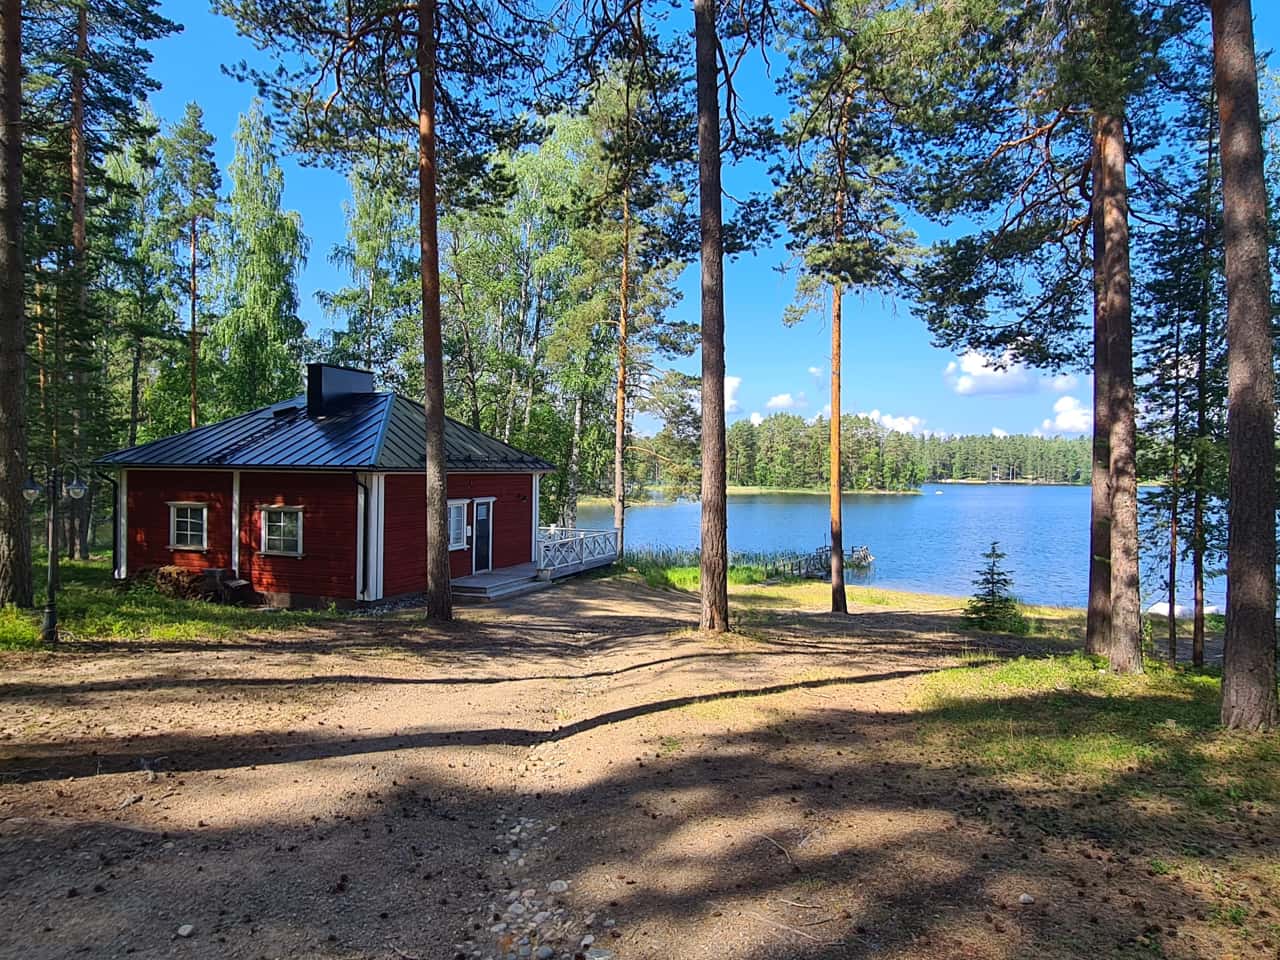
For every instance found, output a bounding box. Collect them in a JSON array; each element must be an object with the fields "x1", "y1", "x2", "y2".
[{"x1": 0, "y1": 579, "x2": 1273, "y2": 960}]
